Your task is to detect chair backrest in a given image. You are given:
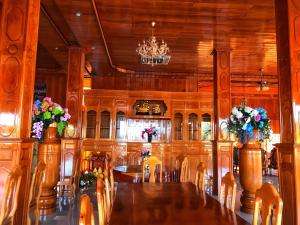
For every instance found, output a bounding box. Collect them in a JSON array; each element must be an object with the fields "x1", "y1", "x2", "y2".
[
  {"x1": 79, "y1": 194, "x2": 95, "y2": 225},
  {"x1": 252, "y1": 183, "x2": 283, "y2": 225},
  {"x1": 27, "y1": 161, "x2": 46, "y2": 225},
  {"x1": 219, "y1": 172, "x2": 236, "y2": 211},
  {"x1": 142, "y1": 156, "x2": 162, "y2": 183},
  {"x1": 96, "y1": 178, "x2": 106, "y2": 225},
  {"x1": 103, "y1": 169, "x2": 111, "y2": 218},
  {"x1": 0, "y1": 166, "x2": 22, "y2": 225},
  {"x1": 180, "y1": 157, "x2": 189, "y2": 182},
  {"x1": 29, "y1": 161, "x2": 46, "y2": 207},
  {"x1": 109, "y1": 161, "x2": 114, "y2": 202},
  {"x1": 195, "y1": 162, "x2": 206, "y2": 191}
]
